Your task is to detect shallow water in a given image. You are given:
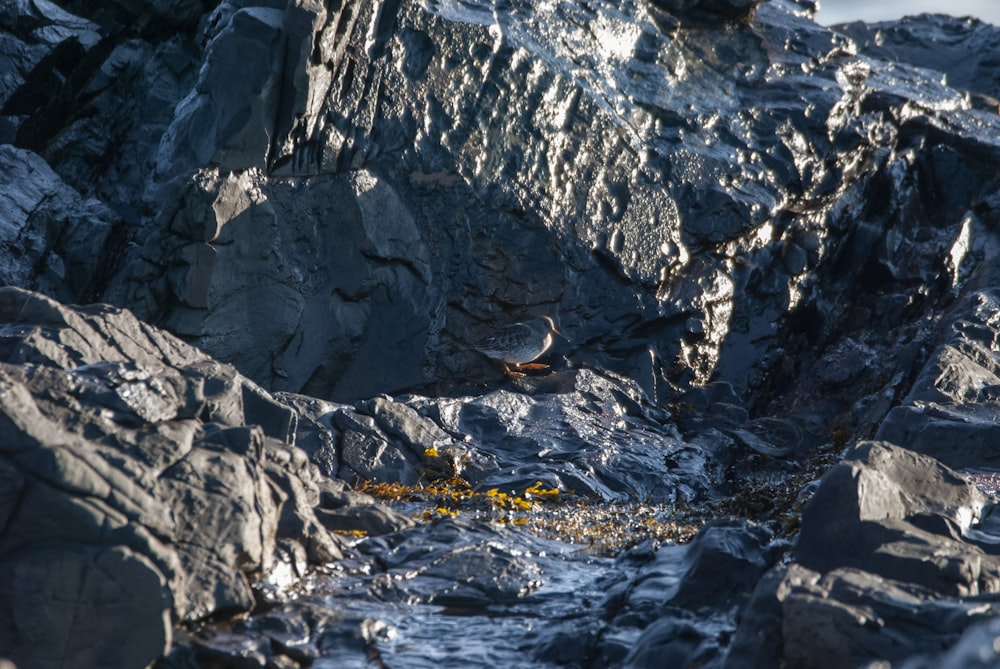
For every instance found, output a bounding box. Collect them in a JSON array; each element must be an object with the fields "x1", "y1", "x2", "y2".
[{"x1": 293, "y1": 522, "x2": 620, "y2": 667}]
